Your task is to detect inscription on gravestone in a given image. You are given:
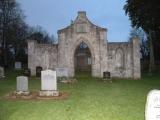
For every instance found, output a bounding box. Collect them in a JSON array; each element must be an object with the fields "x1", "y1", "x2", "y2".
[
  {"x1": 56, "y1": 68, "x2": 68, "y2": 77},
  {"x1": 145, "y1": 90, "x2": 160, "y2": 120}
]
